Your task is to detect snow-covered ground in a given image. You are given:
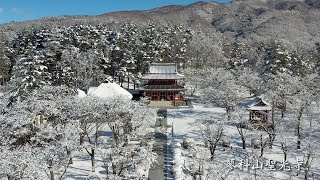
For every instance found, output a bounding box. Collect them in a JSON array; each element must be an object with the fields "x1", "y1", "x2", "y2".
[{"x1": 167, "y1": 99, "x2": 320, "y2": 180}]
